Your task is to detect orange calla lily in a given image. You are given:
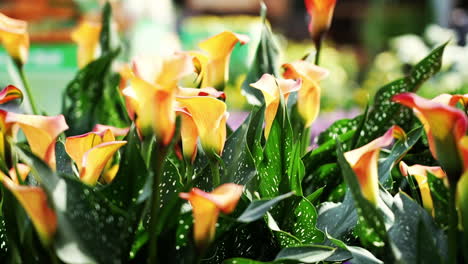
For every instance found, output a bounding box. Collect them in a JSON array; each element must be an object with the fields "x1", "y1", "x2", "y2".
[
  {"x1": 0, "y1": 168, "x2": 57, "y2": 245},
  {"x1": 304, "y1": 0, "x2": 337, "y2": 42},
  {"x1": 0, "y1": 13, "x2": 29, "y2": 65},
  {"x1": 250, "y1": 74, "x2": 301, "y2": 138},
  {"x1": 176, "y1": 107, "x2": 198, "y2": 163},
  {"x1": 432, "y1": 93, "x2": 468, "y2": 109},
  {"x1": 5, "y1": 113, "x2": 69, "y2": 169},
  {"x1": 399, "y1": 161, "x2": 446, "y2": 214},
  {"x1": 0, "y1": 85, "x2": 23, "y2": 104},
  {"x1": 192, "y1": 31, "x2": 249, "y2": 90},
  {"x1": 344, "y1": 125, "x2": 405, "y2": 205},
  {"x1": 393, "y1": 92, "x2": 468, "y2": 181},
  {"x1": 282, "y1": 60, "x2": 329, "y2": 128},
  {"x1": 71, "y1": 20, "x2": 101, "y2": 68},
  {"x1": 179, "y1": 183, "x2": 243, "y2": 251},
  {"x1": 176, "y1": 96, "x2": 228, "y2": 157},
  {"x1": 65, "y1": 129, "x2": 126, "y2": 185},
  {"x1": 122, "y1": 53, "x2": 194, "y2": 143}
]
